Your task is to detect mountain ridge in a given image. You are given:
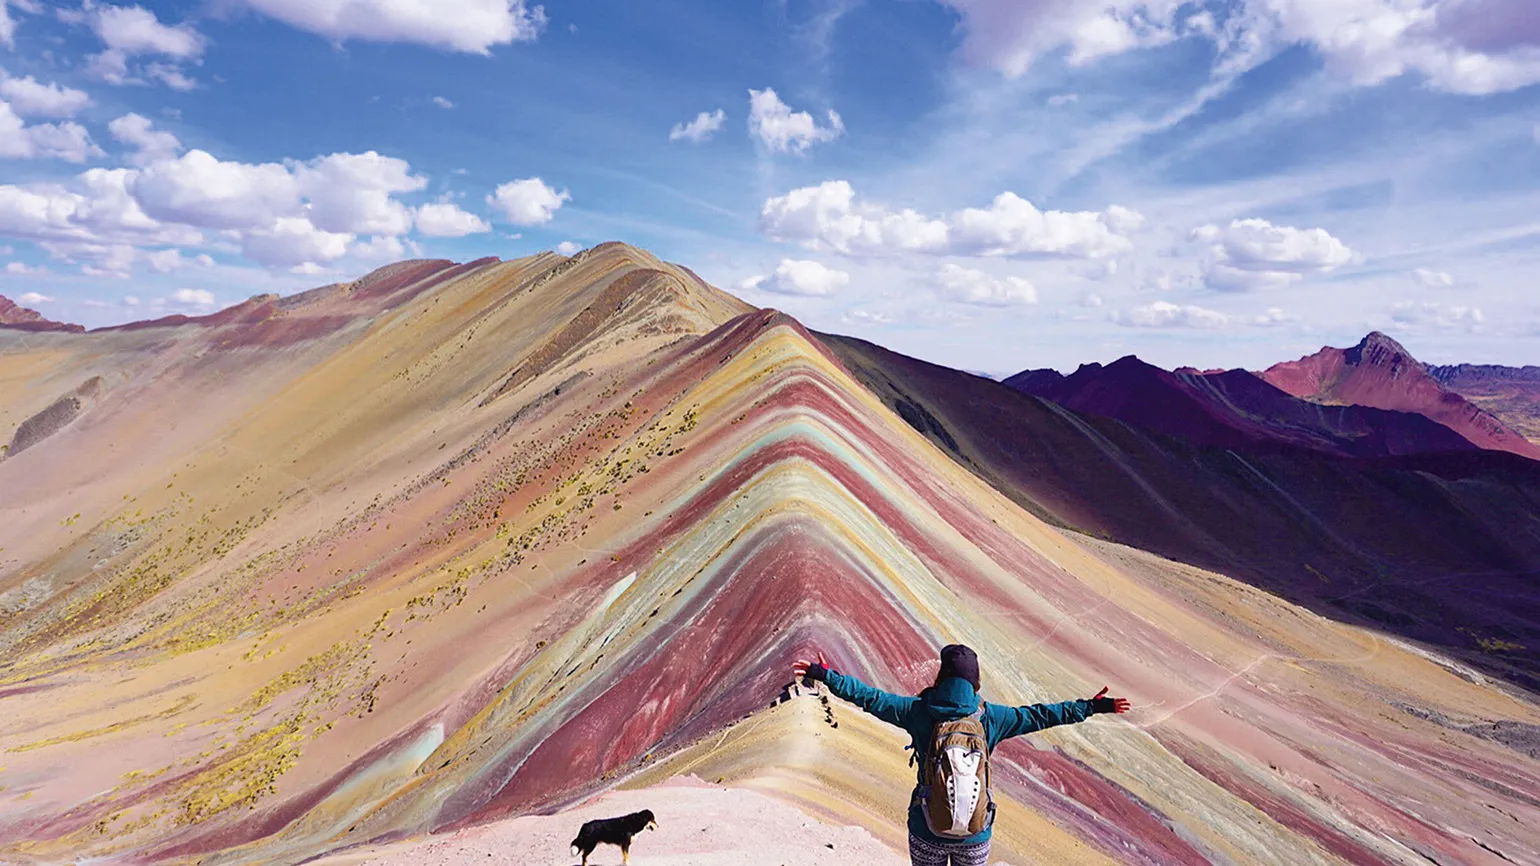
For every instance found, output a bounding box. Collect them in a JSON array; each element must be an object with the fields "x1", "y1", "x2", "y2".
[
  {"x1": 0, "y1": 250, "x2": 1536, "y2": 866},
  {"x1": 1262, "y1": 331, "x2": 1540, "y2": 459}
]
